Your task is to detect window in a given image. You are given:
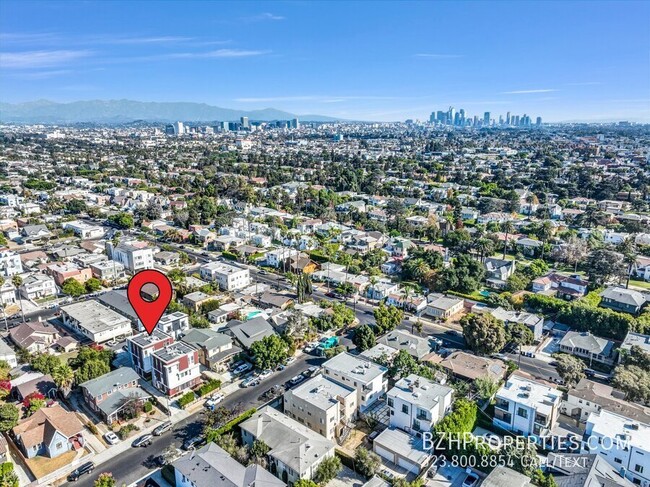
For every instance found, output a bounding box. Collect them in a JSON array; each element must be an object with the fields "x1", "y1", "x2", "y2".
[
  {"x1": 634, "y1": 464, "x2": 644, "y2": 474},
  {"x1": 614, "y1": 458, "x2": 622, "y2": 464},
  {"x1": 387, "y1": 398, "x2": 394, "y2": 407},
  {"x1": 402, "y1": 404, "x2": 409, "y2": 414},
  {"x1": 516, "y1": 407, "x2": 528, "y2": 419}
]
